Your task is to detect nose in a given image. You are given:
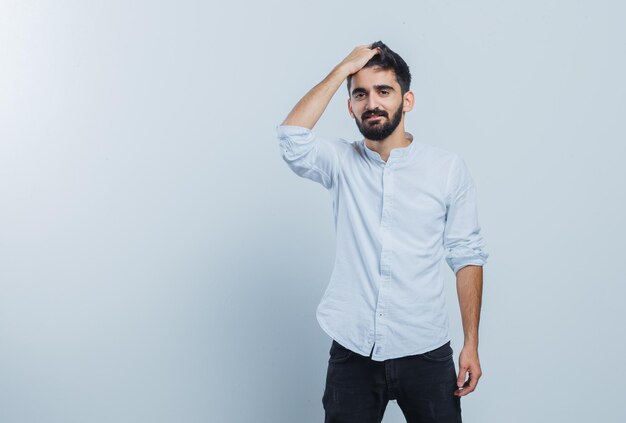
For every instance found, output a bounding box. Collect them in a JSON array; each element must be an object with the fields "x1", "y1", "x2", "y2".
[{"x1": 365, "y1": 94, "x2": 380, "y2": 111}]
